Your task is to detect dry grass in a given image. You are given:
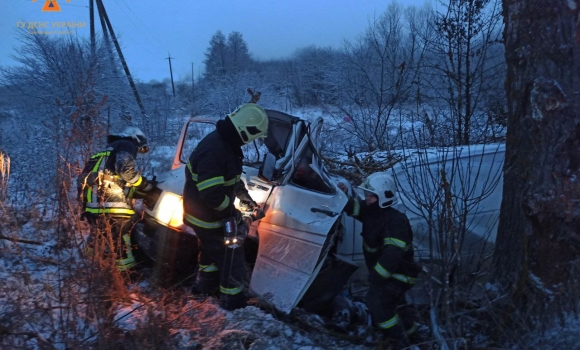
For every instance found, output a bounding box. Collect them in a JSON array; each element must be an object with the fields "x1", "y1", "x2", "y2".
[{"x1": 0, "y1": 151, "x2": 9, "y2": 203}]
